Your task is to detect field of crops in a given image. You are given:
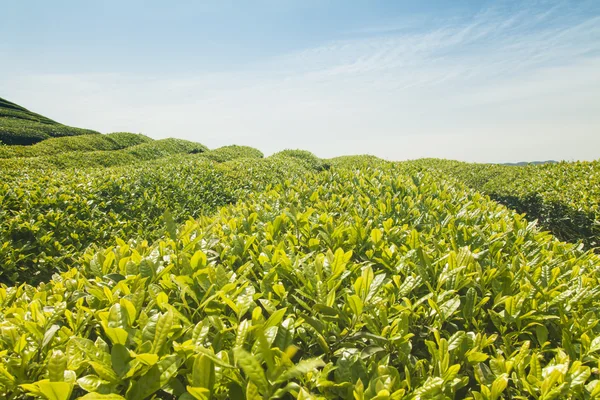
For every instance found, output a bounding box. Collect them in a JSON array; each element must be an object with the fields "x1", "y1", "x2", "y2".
[
  {"x1": 2, "y1": 153, "x2": 600, "y2": 399},
  {"x1": 414, "y1": 159, "x2": 600, "y2": 250},
  {"x1": 1, "y1": 97, "x2": 600, "y2": 399},
  {"x1": 0, "y1": 97, "x2": 98, "y2": 145}
]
